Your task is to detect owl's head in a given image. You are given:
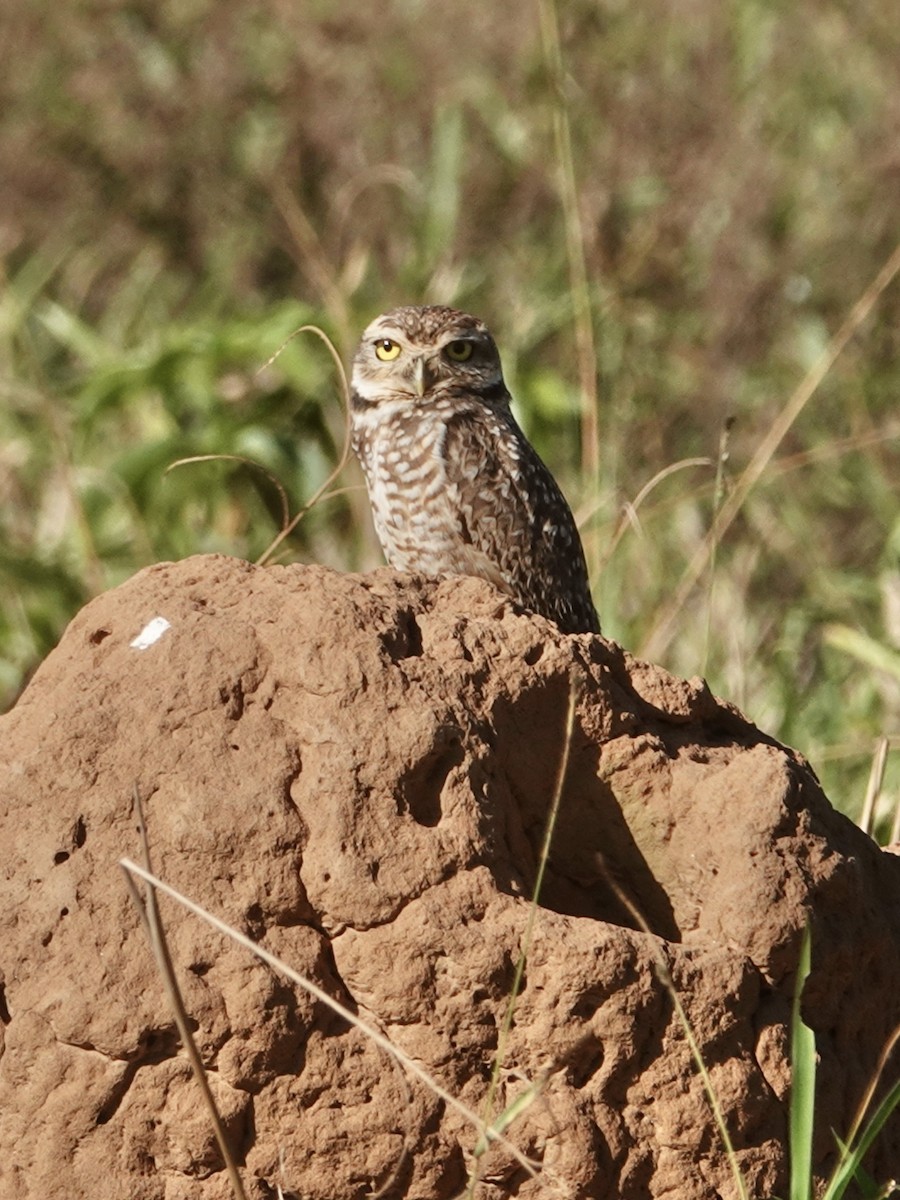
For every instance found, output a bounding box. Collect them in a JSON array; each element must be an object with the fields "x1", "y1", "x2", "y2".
[{"x1": 350, "y1": 305, "x2": 507, "y2": 406}]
